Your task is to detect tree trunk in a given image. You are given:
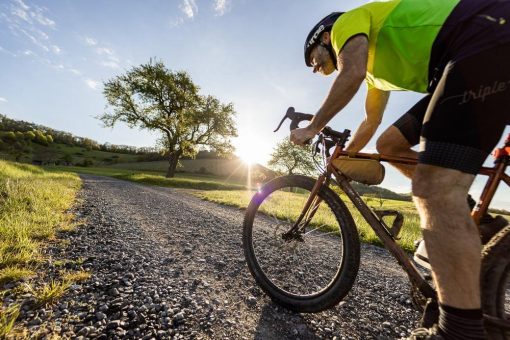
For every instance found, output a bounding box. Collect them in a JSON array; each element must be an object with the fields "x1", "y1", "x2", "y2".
[{"x1": 166, "y1": 150, "x2": 182, "y2": 178}]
